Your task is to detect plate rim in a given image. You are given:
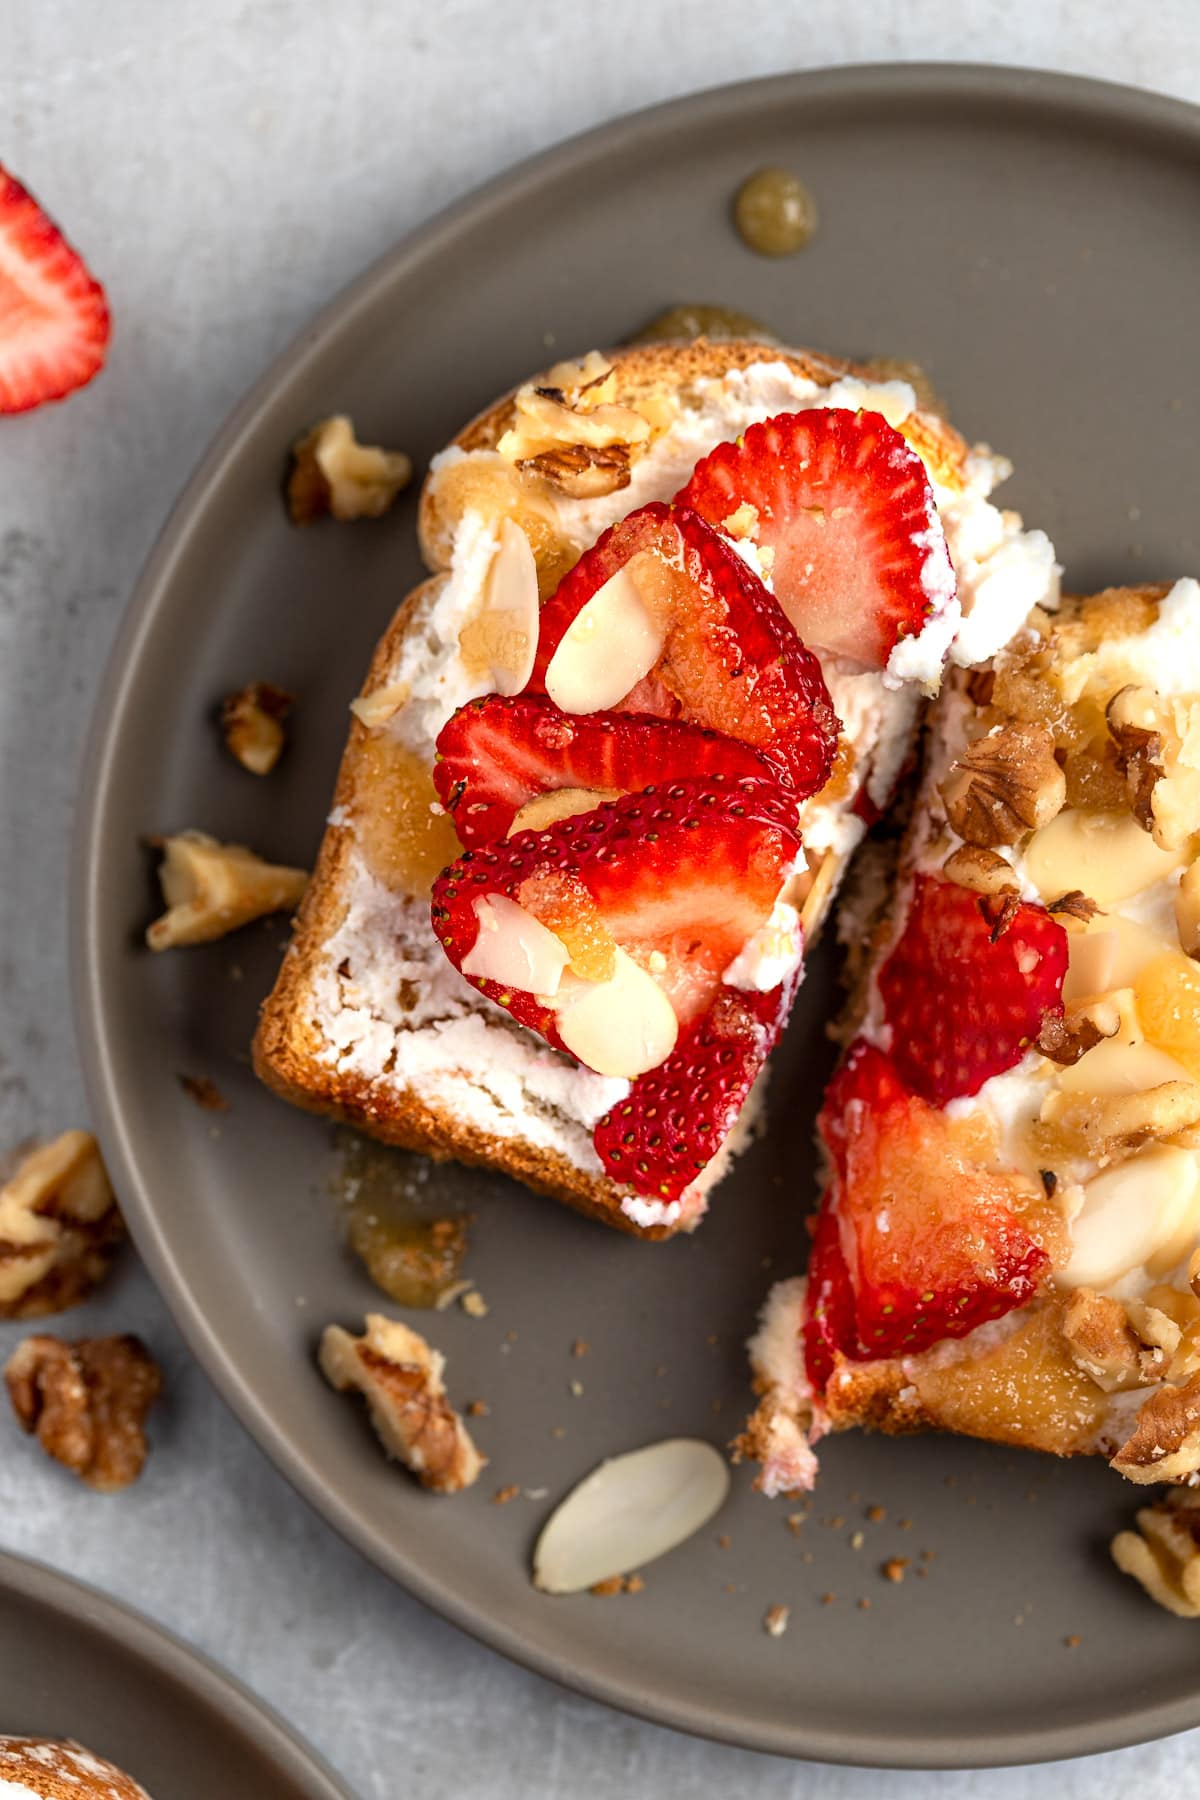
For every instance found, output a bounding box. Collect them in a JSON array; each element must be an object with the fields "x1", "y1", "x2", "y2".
[
  {"x1": 0, "y1": 1550, "x2": 352, "y2": 1797},
  {"x1": 71, "y1": 61, "x2": 1200, "y2": 1769}
]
